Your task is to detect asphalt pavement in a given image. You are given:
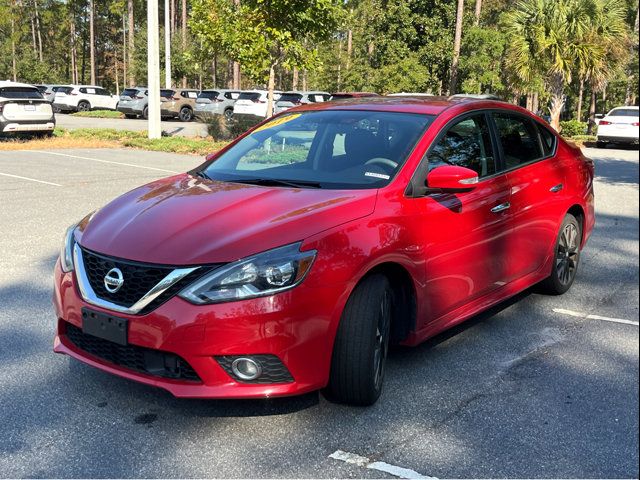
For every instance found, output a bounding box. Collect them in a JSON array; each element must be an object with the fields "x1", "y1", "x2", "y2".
[
  {"x1": 55, "y1": 112, "x2": 210, "y2": 137},
  {"x1": 0, "y1": 146, "x2": 637, "y2": 478}
]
